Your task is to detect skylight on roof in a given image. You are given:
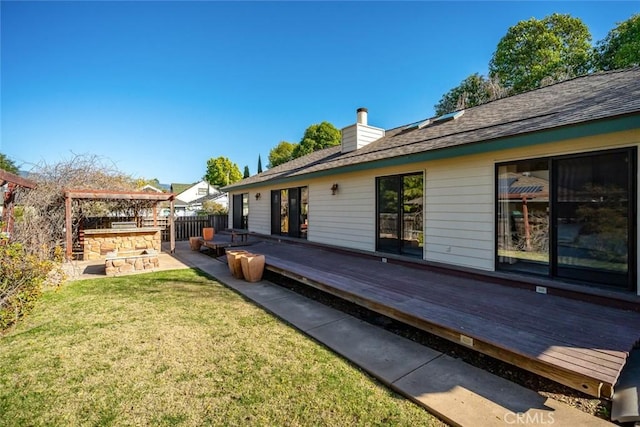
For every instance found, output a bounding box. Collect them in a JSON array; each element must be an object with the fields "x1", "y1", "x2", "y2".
[
  {"x1": 403, "y1": 119, "x2": 431, "y2": 131},
  {"x1": 402, "y1": 121, "x2": 420, "y2": 131},
  {"x1": 433, "y1": 110, "x2": 464, "y2": 123},
  {"x1": 417, "y1": 119, "x2": 431, "y2": 129}
]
